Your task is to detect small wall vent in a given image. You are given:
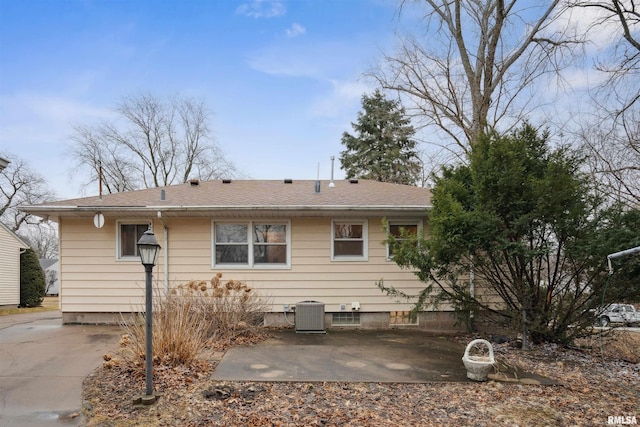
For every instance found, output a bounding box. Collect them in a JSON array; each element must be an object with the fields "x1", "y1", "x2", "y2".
[
  {"x1": 349, "y1": 179, "x2": 359, "y2": 184},
  {"x1": 284, "y1": 178, "x2": 293, "y2": 184},
  {"x1": 222, "y1": 179, "x2": 232, "y2": 184},
  {"x1": 295, "y1": 301, "x2": 325, "y2": 333}
]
